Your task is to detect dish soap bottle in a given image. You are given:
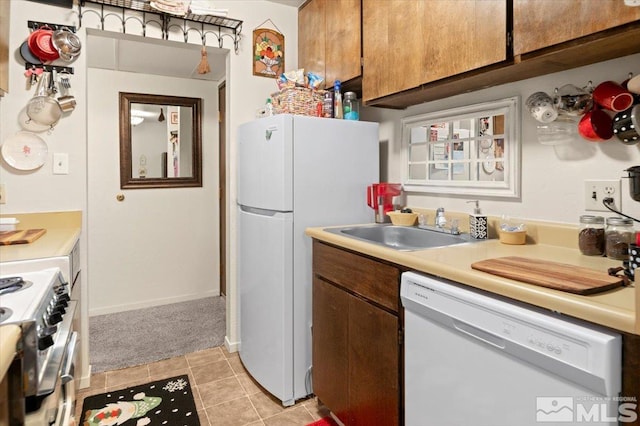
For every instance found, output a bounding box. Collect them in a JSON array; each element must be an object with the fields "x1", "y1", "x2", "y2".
[
  {"x1": 467, "y1": 200, "x2": 488, "y2": 239},
  {"x1": 333, "y1": 80, "x2": 343, "y2": 119}
]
